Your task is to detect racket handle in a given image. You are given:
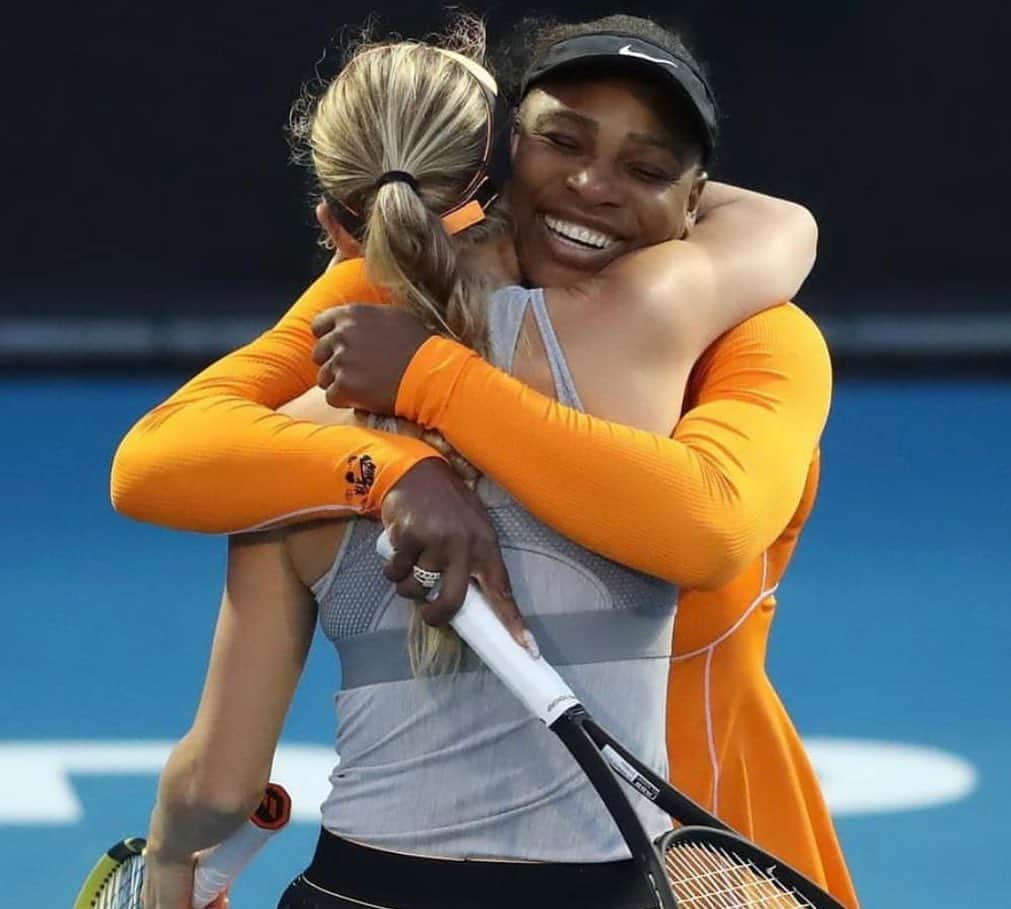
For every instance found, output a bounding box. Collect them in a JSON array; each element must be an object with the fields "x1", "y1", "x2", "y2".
[
  {"x1": 375, "y1": 531, "x2": 579, "y2": 726},
  {"x1": 190, "y1": 783, "x2": 291, "y2": 909}
]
